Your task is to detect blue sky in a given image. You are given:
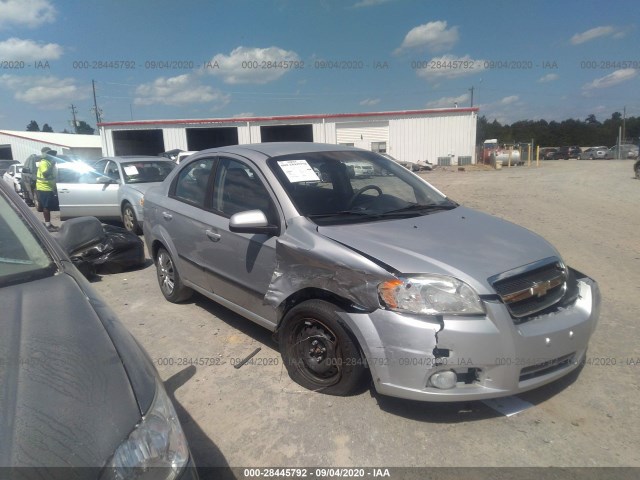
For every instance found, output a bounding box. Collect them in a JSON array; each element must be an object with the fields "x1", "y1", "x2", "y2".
[{"x1": 0, "y1": 0, "x2": 638, "y2": 132}]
